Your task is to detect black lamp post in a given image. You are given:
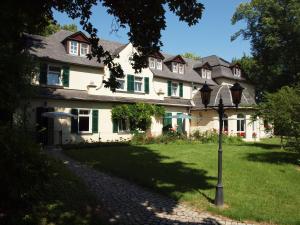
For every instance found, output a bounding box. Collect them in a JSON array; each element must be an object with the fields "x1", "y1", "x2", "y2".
[{"x1": 200, "y1": 82, "x2": 244, "y2": 207}]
